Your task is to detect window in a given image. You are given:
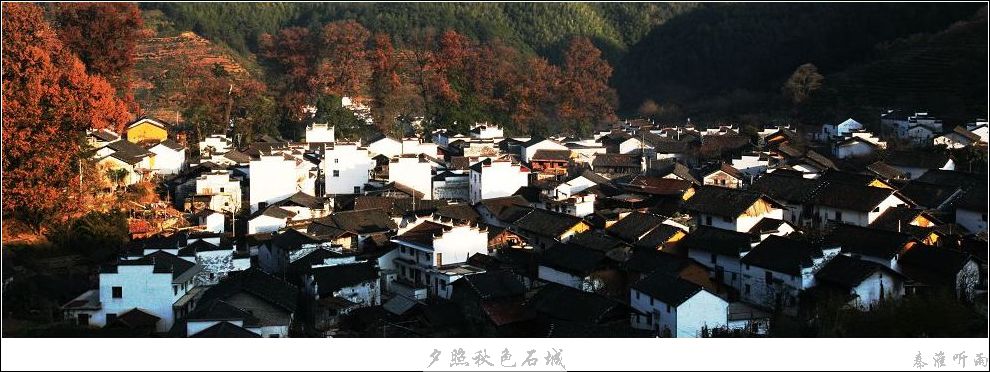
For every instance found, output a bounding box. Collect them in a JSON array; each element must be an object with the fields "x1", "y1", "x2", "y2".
[
  {"x1": 106, "y1": 313, "x2": 117, "y2": 324},
  {"x1": 635, "y1": 291, "x2": 640, "y2": 300},
  {"x1": 666, "y1": 304, "x2": 671, "y2": 313},
  {"x1": 219, "y1": 187, "x2": 225, "y2": 193},
  {"x1": 209, "y1": 273, "x2": 215, "y2": 281},
  {"x1": 173, "y1": 285, "x2": 178, "y2": 296},
  {"x1": 731, "y1": 273, "x2": 737, "y2": 281},
  {"x1": 353, "y1": 186, "x2": 361, "y2": 194},
  {"x1": 77, "y1": 313, "x2": 90, "y2": 326},
  {"x1": 705, "y1": 216, "x2": 712, "y2": 225},
  {"x1": 745, "y1": 264, "x2": 750, "y2": 270},
  {"x1": 112, "y1": 286, "x2": 122, "y2": 299},
  {"x1": 835, "y1": 211, "x2": 843, "y2": 221},
  {"x1": 765, "y1": 271, "x2": 773, "y2": 285},
  {"x1": 333, "y1": 170, "x2": 340, "y2": 177},
  {"x1": 710, "y1": 254, "x2": 717, "y2": 264},
  {"x1": 334, "y1": 158, "x2": 339, "y2": 163},
  {"x1": 722, "y1": 216, "x2": 732, "y2": 223},
  {"x1": 650, "y1": 298, "x2": 654, "y2": 306},
  {"x1": 745, "y1": 284, "x2": 751, "y2": 295}
]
